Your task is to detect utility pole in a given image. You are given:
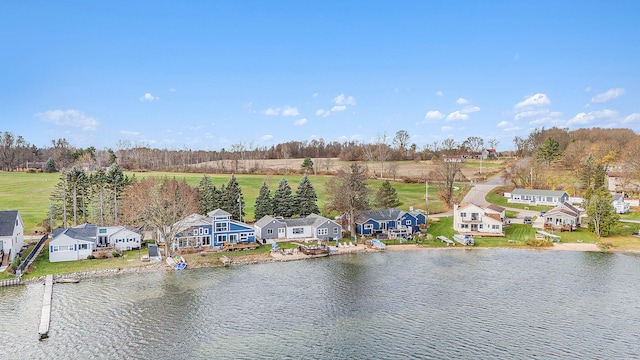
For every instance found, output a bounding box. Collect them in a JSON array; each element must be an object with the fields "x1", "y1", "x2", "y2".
[
  {"x1": 425, "y1": 181, "x2": 429, "y2": 215},
  {"x1": 237, "y1": 194, "x2": 242, "y2": 222}
]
